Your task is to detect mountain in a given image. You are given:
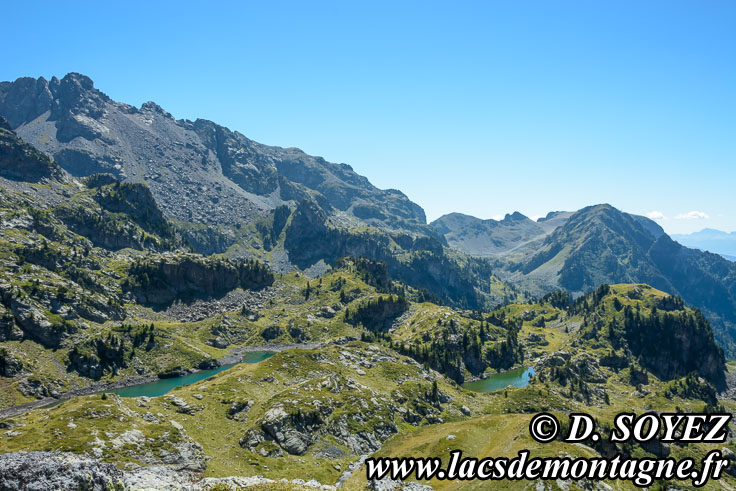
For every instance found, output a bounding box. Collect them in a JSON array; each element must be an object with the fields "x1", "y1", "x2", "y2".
[
  {"x1": 0, "y1": 122, "x2": 501, "y2": 411},
  {"x1": 0, "y1": 74, "x2": 510, "y2": 309},
  {"x1": 492, "y1": 204, "x2": 736, "y2": 356},
  {"x1": 672, "y1": 228, "x2": 736, "y2": 260},
  {"x1": 0, "y1": 73, "x2": 428, "y2": 236},
  {"x1": 509, "y1": 204, "x2": 667, "y2": 292},
  {"x1": 431, "y1": 203, "x2": 736, "y2": 357},
  {"x1": 430, "y1": 211, "x2": 562, "y2": 256}
]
